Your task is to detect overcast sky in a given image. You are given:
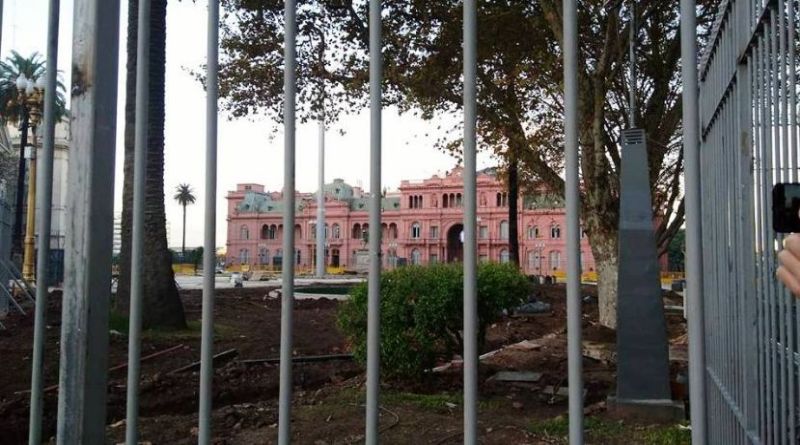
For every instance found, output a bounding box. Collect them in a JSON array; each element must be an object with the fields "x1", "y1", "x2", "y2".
[{"x1": 6, "y1": 0, "x2": 495, "y2": 248}]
